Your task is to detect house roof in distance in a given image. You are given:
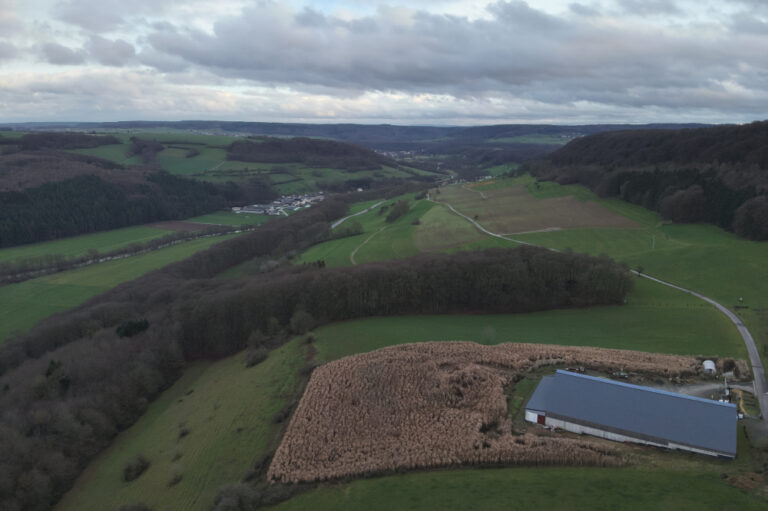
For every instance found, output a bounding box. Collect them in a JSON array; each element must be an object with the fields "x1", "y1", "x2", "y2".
[{"x1": 526, "y1": 370, "x2": 737, "y2": 456}]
